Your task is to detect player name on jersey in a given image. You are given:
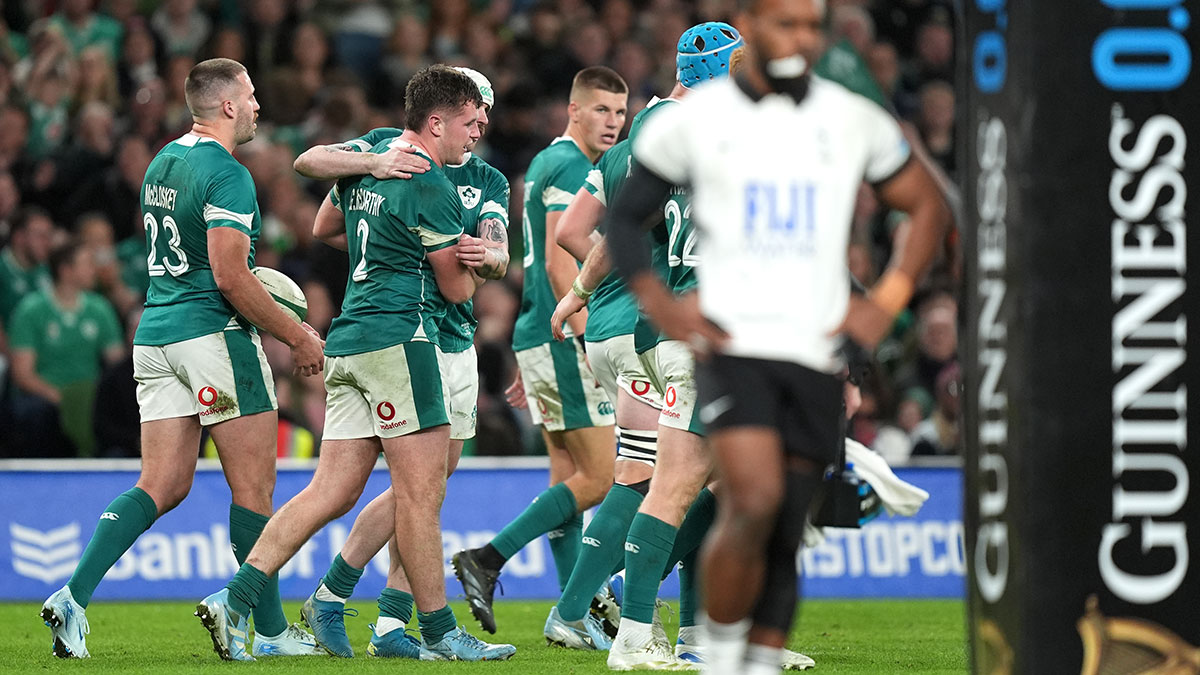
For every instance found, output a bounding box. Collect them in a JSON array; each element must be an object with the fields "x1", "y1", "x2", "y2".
[
  {"x1": 346, "y1": 188, "x2": 386, "y2": 217},
  {"x1": 143, "y1": 184, "x2": 178, "y2": 211}
]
